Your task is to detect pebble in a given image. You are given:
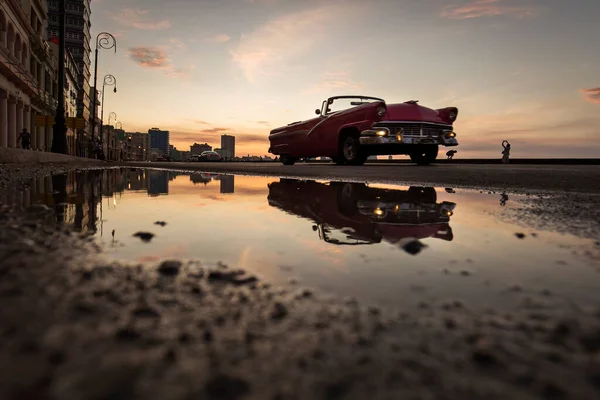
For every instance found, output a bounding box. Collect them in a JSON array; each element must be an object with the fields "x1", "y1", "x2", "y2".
[
  {"x1": 271, "y1": 302, "x2": 288, "y2": 320},
  {"x1": 133, "y1": 232, "x2": 155, "y2": 242},
  {"x1": 515, "y1": 233, "x2": 526, "y2": 239},
  {"x1": 158, "y1": 260, "x2": 182, "y2": 276}
]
